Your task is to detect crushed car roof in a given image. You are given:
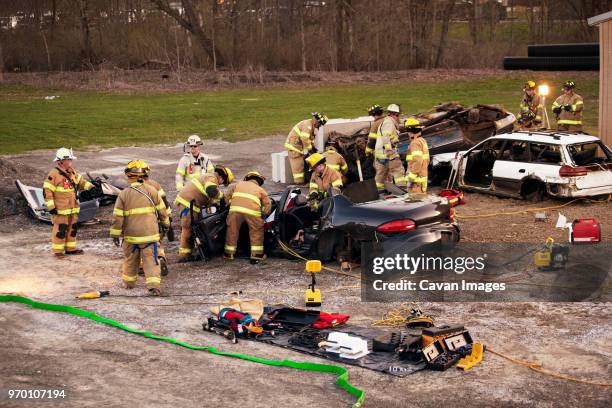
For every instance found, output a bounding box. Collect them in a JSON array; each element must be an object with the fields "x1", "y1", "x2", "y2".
[{"x1": 491, "y1": 131, "x2": 601, "y2": 145}]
